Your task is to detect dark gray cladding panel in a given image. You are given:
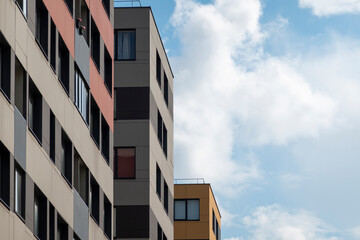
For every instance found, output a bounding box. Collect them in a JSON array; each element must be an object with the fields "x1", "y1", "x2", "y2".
[
  {"x1": 14, "y1": 108, "x2": 26, "y2": 170},
  {"x1": 74, "y1": 29, "x2": 90, "y2": 85},
  {"x1": 115, "y1": 205, "x2": 149, "y2": 238},
  {"x1": 73, "y1": 190, "x2": 89, "y2": 240},
  {"x1": 115, "y1": 87, "x2": 149, "y2": 120}
]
